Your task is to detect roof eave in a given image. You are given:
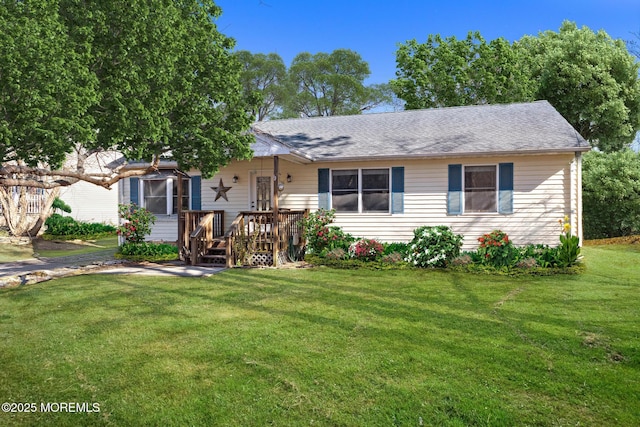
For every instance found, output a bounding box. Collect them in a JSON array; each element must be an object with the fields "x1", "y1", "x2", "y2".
[{"x1": 309, "y1": 146, "x2": 592, "y2": 163}]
